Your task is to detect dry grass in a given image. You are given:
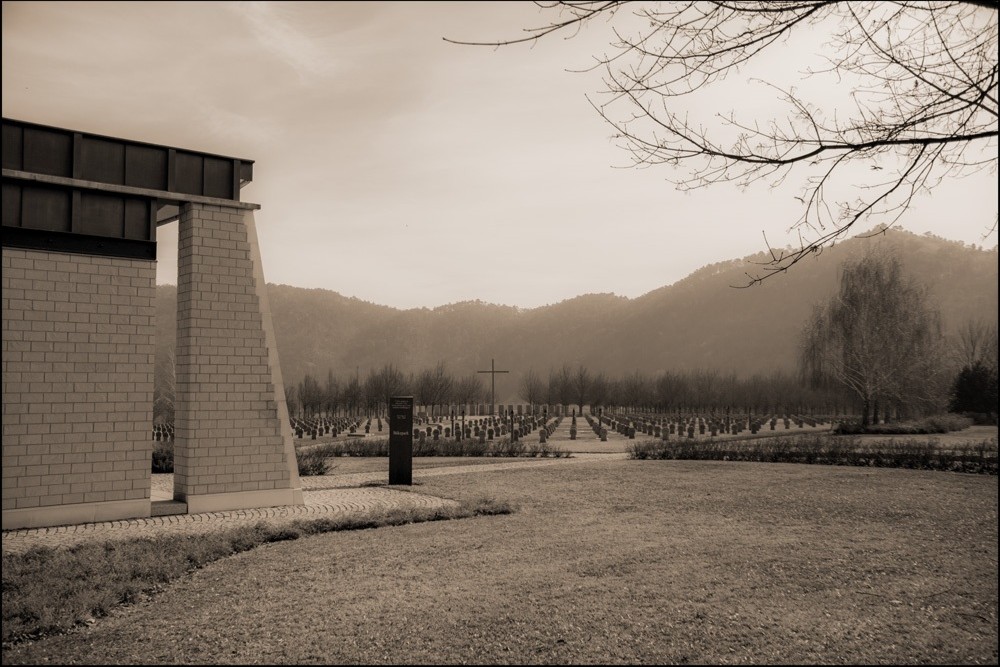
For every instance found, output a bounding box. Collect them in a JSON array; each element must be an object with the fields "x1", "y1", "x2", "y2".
[
  {"x1": 3, "y1": 460, "x2": 996, "y2": 665},
  {"x1": 2, "y1": 498, "x2": 512, "y2": 646}
]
